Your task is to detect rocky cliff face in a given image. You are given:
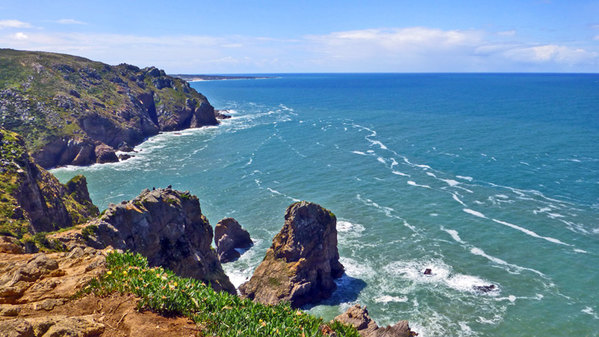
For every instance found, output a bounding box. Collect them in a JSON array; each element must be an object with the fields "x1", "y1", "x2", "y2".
[
  {"x1": 0, "y1": 128, "x2": 99, "y2": 239},
  {"x1": 89, "y1": 188, "x2": 235, "y2": 294},
  {"x1": 239, "y1": 201, "x2": 344, "y2": 307},
  {"x1": 0, "y1": 49, "x2": 219, "y2": 168},
  {"x1": 214, "y1": 217, "x2": 252, "y2": 263}
]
